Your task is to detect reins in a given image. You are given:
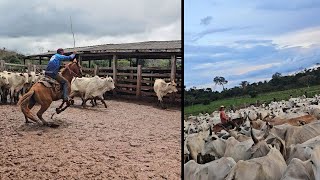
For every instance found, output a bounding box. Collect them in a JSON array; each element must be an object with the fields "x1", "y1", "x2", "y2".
[{"x1": 65, "y1": 63, "x2": 81, "y2": 78}]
